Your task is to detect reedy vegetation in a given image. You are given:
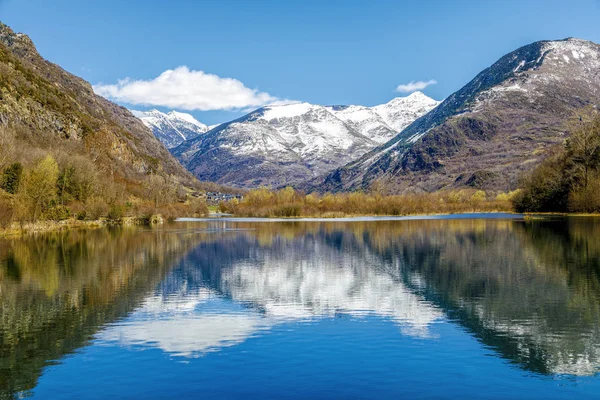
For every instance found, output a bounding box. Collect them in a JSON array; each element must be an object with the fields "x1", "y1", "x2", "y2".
[{"x1": 219, "y1": 186, "x2": 516, "y2": 218}]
